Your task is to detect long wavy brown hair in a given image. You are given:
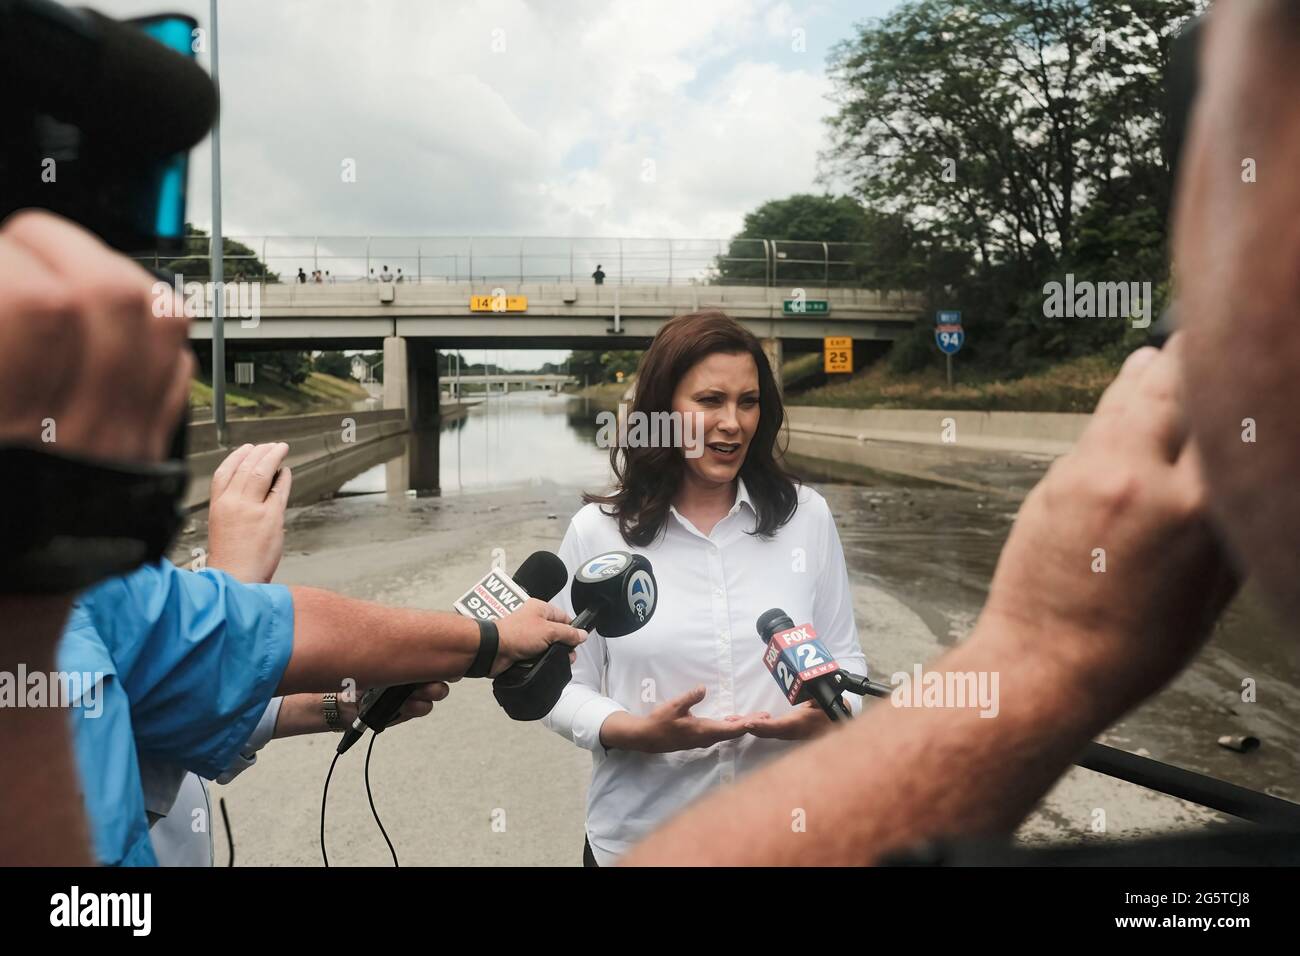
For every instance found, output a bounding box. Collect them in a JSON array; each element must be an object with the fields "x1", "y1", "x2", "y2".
[{"x1": 584, "y1": 310, "x2": 800, "y2": 546}]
